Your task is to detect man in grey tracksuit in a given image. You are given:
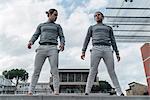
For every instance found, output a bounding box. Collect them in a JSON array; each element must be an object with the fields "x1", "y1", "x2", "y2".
[
  {"x1": 27, "y1": 9, "x2": 65, "y2": 95},
  {"x1": 81, "y1": 11, "x2": 124, "y2": 96}
]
